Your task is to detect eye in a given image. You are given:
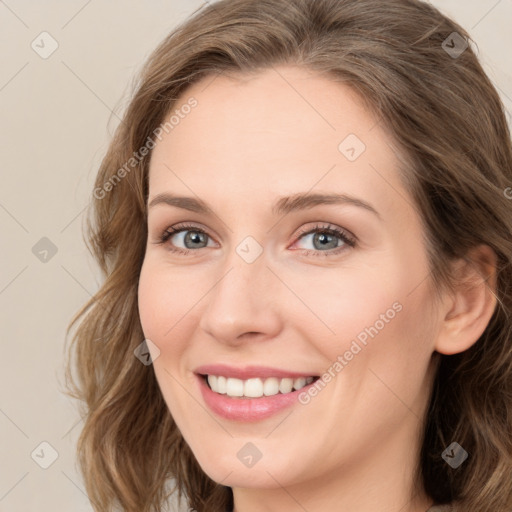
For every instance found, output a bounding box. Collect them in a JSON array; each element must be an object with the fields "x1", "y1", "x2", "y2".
[
  {"x1": 153, "y1": 223, "x2": 216, "y2": 255},
  {"x1": 291, "y1": 223, "x2": 356, "y2": 257},
  {"x1": 153, "y1": 222, "x2": 356, "y2": 257}
]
